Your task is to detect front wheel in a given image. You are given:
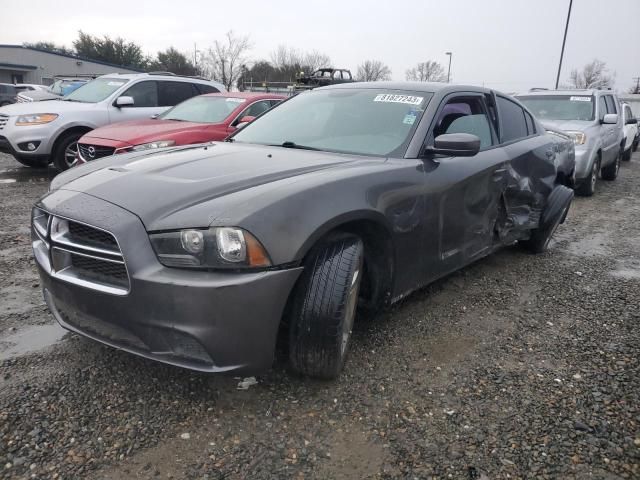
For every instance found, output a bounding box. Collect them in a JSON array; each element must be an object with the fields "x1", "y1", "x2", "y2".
[
  {"x1": 522, "y1": 185, "x2": 574, "y2": 254},
  {"x1": 52, "y1": 131, "x2": 84, "y2": 171},
  {"x1": 289, "y1": 234, "x2": 364, "y2": 379},
  {"x1": 575, "y1": 158, "x2": 599, "y2": 196},
  {"x1": 622, "y1": 147, "x2": 632, "y2": 161}
]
